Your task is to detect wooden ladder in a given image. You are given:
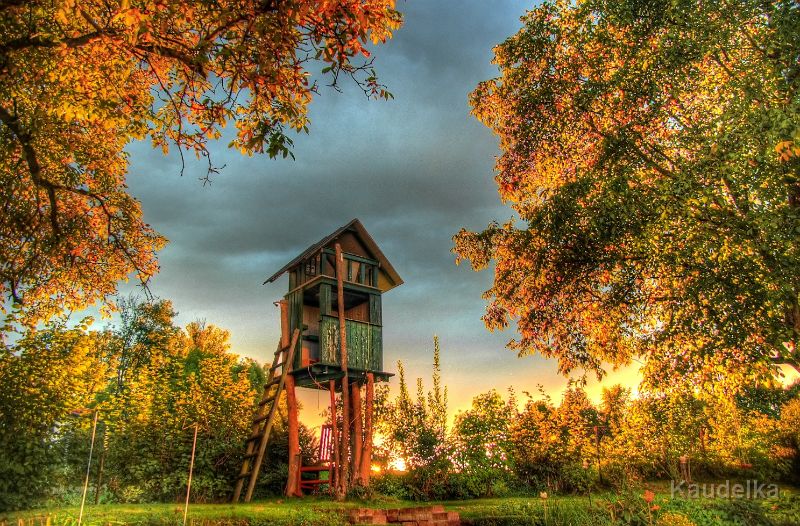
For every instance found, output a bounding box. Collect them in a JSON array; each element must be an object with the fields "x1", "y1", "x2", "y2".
[{"x1": 232, "y1": 329, "x2": 300, "y2": 503}]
